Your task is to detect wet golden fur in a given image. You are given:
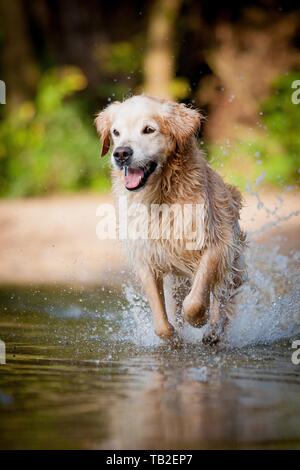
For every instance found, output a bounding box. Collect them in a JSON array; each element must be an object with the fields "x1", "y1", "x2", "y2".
[{"x1": 95, "y1": 95, "x2": 246, "y2": 343}]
